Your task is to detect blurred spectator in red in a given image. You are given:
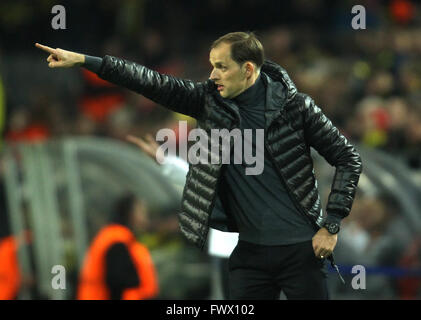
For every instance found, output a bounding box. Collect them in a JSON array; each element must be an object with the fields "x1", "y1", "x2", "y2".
[
  {"x1": 389, "y1": 0, "x2": 415, "y2": 25},
  {"x1": 0, "y1": 234, "x2": 20, "y2": 300},
  {"x1": 349, "y1": 96, "x2": 389, "y2": 148},
  {"x1": 5, "y1": 107, "x2": 50, "y2": 143},
  {"x1": 0, "y1": 180, "x2": 19, "y2": 300},
  {"x1": 77, "y1": 193, "x2": 159, "y2": 300},
  {"x1": 0, "y1": 181, "x2": 35, "y2": 300},
  {"x1": 0, "y1": 231, "x2": 34, "y2": 300},
  {"x1": 78, "y1": 69, "x2": 126, "y2": 123},
  {"x1": 397, "y1": 236, "x2": 421, "y2": 299}
]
